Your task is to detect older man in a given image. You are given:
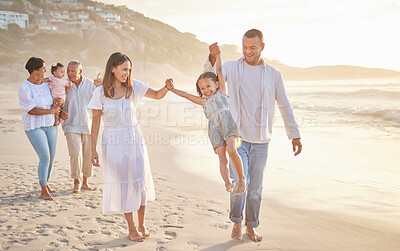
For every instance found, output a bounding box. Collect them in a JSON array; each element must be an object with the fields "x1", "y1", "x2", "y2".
[
  {"x1": 204, "y1": 29, "x2": 302, "y2": 242},
  {"x1": 62, "y1": 60, "x2": 100, "y2": 193}
]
